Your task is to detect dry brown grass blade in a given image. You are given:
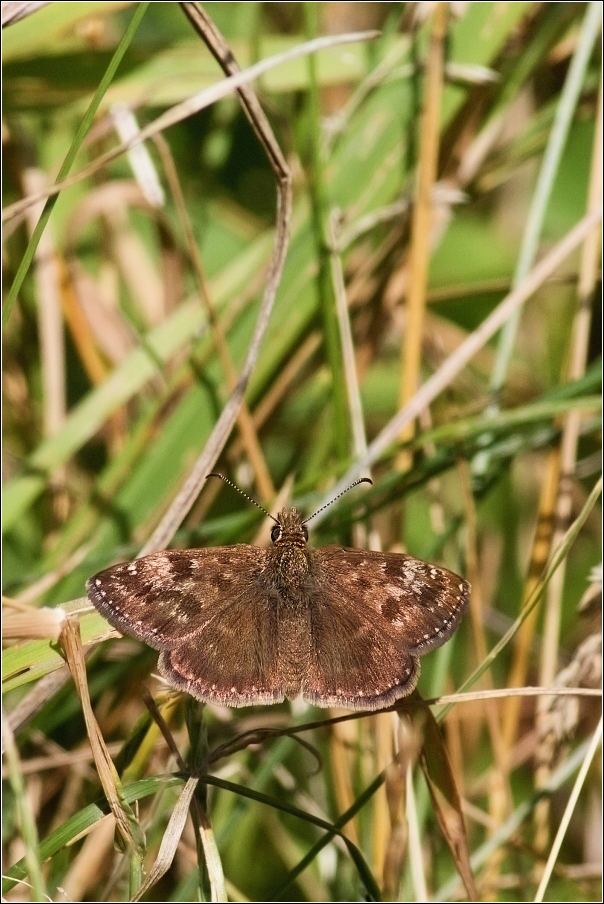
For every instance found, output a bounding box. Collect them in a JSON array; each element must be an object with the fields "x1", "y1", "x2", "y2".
[
  {"x1": 60, "y1": 260, "x2": 110, "y2": 386},
  {"x1": 139, "y1": 692, "x2": 227, "y2": 901},
  {"x1": 537, "y1": 635, "x2": 602, "y2": 785},
  {"x1": 60, "y1": 618, "x2": 144, "y2": 862},
  {"x1": 6, "y1": 664, "x2": 72, "y2": 736},
  {"x1": 329, "y1": 715, "x2": 361, "y2": 848},
  {"x1": 152, "y1": 131, "x2": 275, "y2": 501},
  {"x1": 61, "y1": 814, "x2": 117, "y2": 902},
  {"x1": 242, "y1": 334, "x2": 323, "y2": 441},
  {"x1": 419, "y1": 706, "x2": 478, "y2": 902},
  {"x1": 535, "y1": 715, "x2": 603, "y2": 902},
  {"x1": 371, "y1": 711, "x2": 395, "y2": 884},
  {"x1": 60, "y1": 252, "x2": 132, "y2": 453},
  {"x1": 397, "y1": 2, "x2": 447, "y2": 468},
  {"x1": 137, "y1": 3, "x2": 293, "y2": 556},
  {"x1": 431, "y1": 686, "x2": 601, "y2": 707},
  {"x1": 381, "y1": 714, "x2": 423, "y2": 900},
  {"x1": 132, "y1": 775, "x2": 199, "y2": 902},
  {"x1": 328, "y1": 211, "x2": 369, "y2": 466},
  {"x1": 504, "y1": 77, "x2": 603, "y2": 785},
  {"x1": 2, "y1": 2, "x2": 50, "y2": 27},
  {"x1": 2, "y1": 602, "x2": 67, "y2": 640},
  {"x1": 1, "y1": 738, "x2": 120, "y2": 779}
]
